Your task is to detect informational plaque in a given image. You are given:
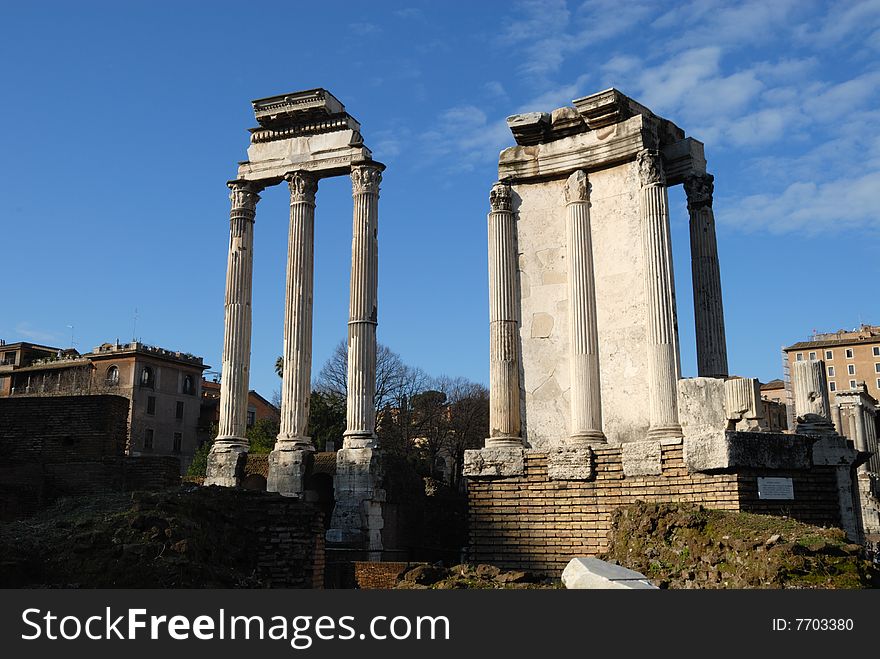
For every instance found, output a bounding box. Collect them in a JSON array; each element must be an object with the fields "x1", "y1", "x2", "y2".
[{"x1": 757, "y1": 477, "x2": 794, "y2": 500}]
